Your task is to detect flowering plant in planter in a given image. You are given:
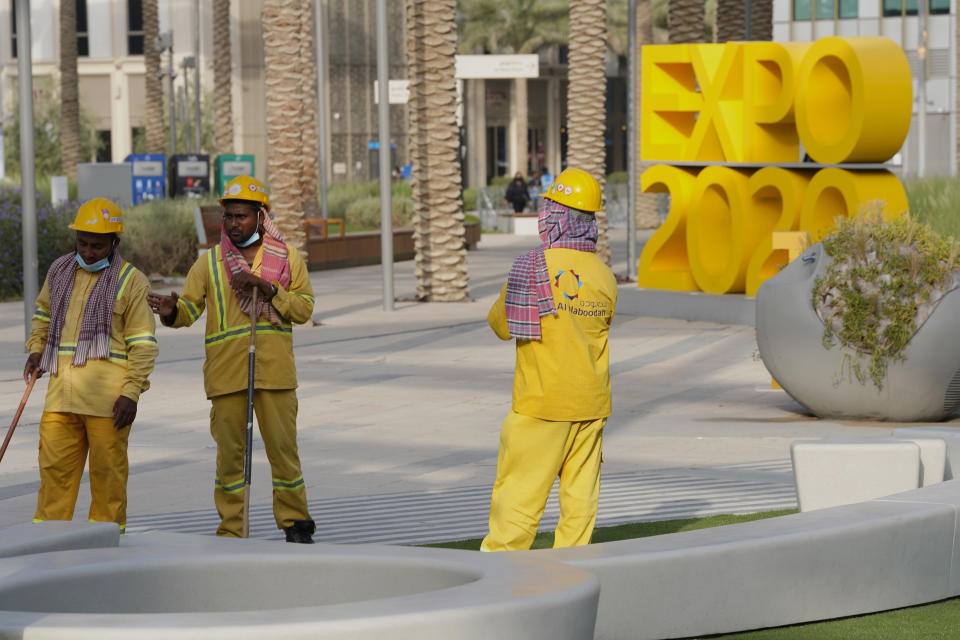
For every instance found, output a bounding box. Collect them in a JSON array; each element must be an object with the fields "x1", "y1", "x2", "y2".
[{"x1": 812, "y1": 208, "x2": 960, "y2": 389}]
